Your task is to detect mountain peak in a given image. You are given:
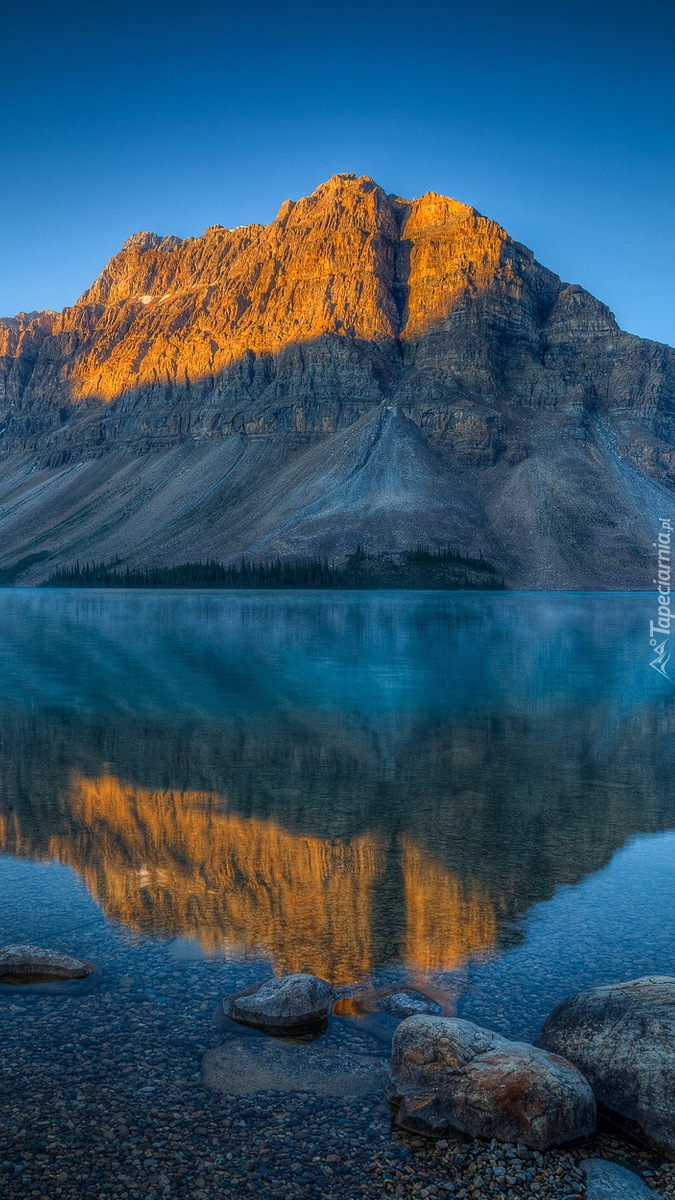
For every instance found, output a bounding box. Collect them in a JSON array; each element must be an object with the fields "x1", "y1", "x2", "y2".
[
  {"x1": 304, "y1": 173, "x2": 383, "y2": 201},
  {"x1": 1, "y1": 173, "x2": 674, "y2": 589},
  {"x1": 324, "y1": 172, "x2": 375, "y2": 187},
  {"x1": 120, "y1": 232, "x2": 185, "y2": 253}
]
